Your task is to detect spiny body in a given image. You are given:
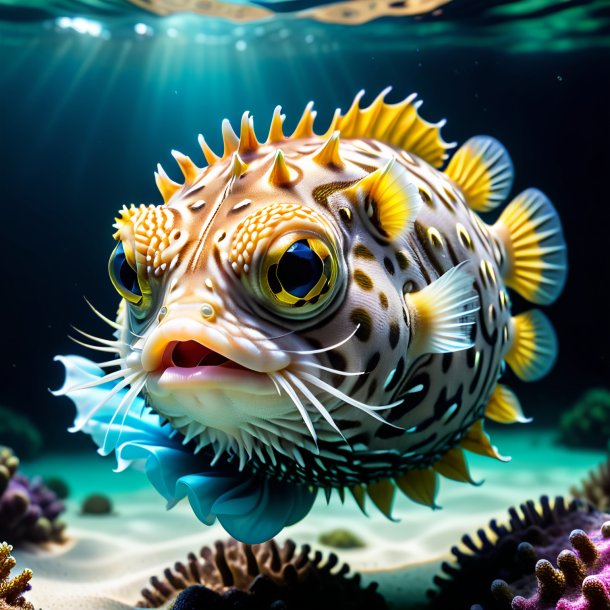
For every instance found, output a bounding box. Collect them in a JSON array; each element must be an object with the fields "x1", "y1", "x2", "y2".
[{"x1": 87, "y1": 89, "x2": 567, "y2": 515}]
